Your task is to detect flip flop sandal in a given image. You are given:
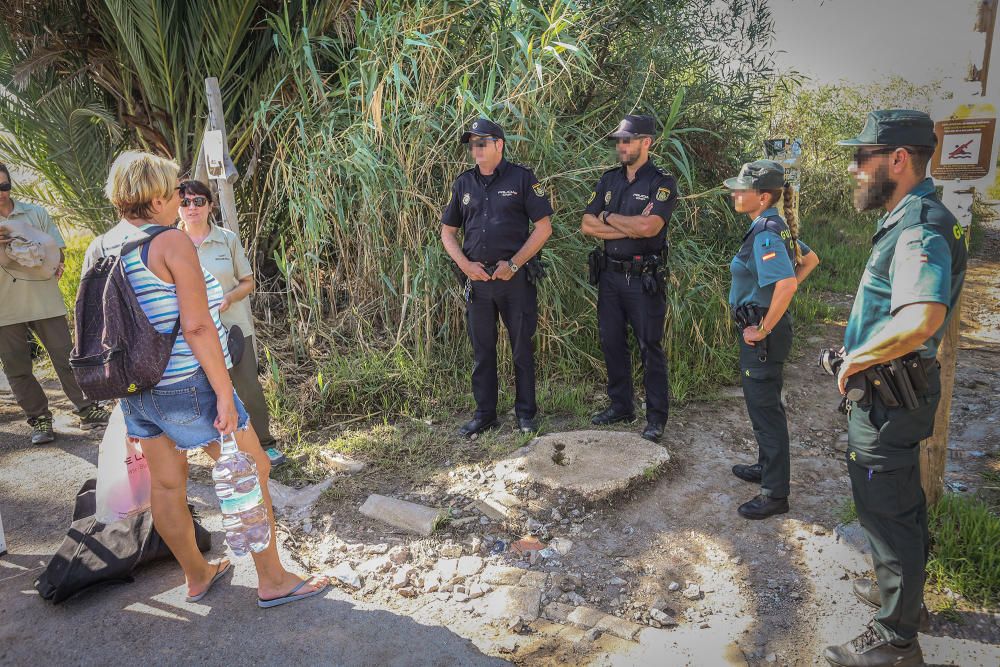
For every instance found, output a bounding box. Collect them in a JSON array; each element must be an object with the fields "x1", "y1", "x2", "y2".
[
  {"x1": 185, "y1": 561, "x2": 233, "y2": 603},
  {"x1": 257, "y1": 576, "x2": 329, "y2": 609}
]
